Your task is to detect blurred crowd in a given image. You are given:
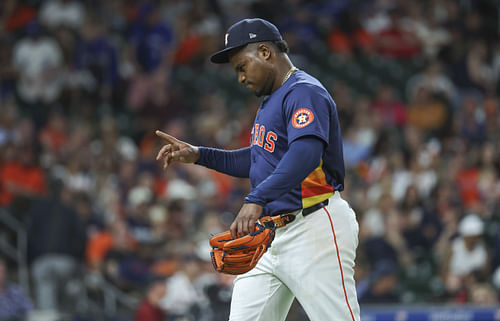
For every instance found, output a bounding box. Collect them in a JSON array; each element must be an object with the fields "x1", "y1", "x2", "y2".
[{"x1": 0, "y1": 0, "x2": 500, "y2": 320}]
